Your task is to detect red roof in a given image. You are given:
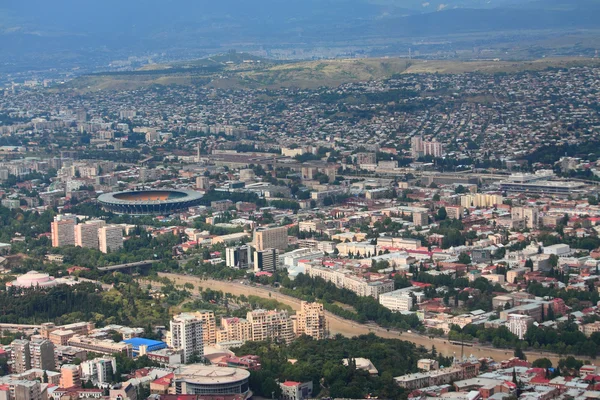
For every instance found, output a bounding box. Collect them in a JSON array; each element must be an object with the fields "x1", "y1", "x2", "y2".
[{"x1": 282, "y1": 381, "x2": 300, "y2": 387}]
